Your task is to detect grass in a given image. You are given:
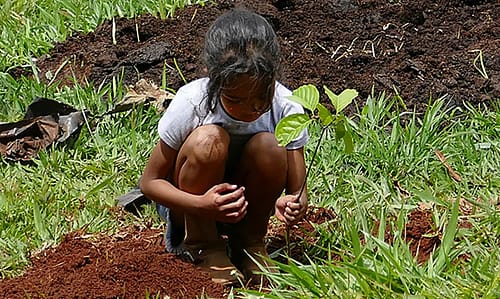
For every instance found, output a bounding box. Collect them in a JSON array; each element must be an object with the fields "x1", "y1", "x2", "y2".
[
  {"x1": 266, "y1": 95, "x2": 499, "y2": 298},
  {"x1": 1, "y1": 0, "x2": 499, "y2": 297},
  {"x1": 247, "y1": 95, "x2": 499, "y2": 298}
]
